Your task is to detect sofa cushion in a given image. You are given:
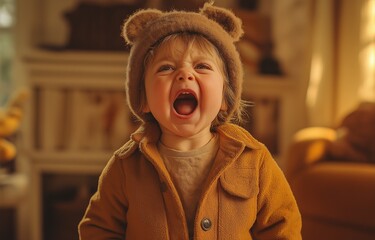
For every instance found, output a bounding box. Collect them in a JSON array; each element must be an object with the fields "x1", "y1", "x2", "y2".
[
  {"x1": 291, "y1": 162, "x2": 375, "y2": 229},
  {"x1": 327, "y1": 102, "x2": 375, "y2": 163}
]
